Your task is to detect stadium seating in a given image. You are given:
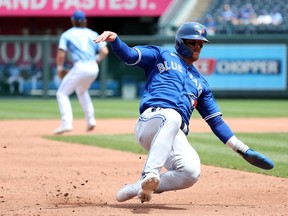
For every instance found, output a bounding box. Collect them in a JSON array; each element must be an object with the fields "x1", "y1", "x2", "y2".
[{"x1": 199, "y1": 0, "x2": 287, "y2": 34}]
